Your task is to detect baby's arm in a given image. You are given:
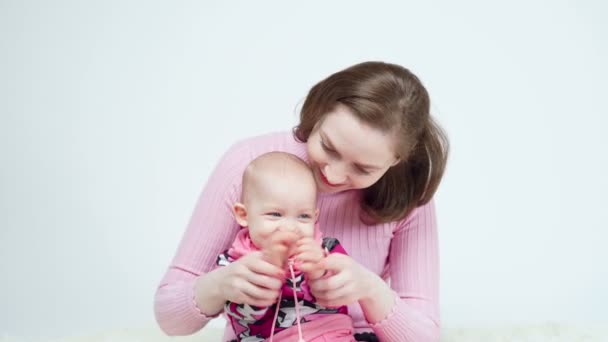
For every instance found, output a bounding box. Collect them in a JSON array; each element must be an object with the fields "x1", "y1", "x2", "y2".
[{"x1": 293, "y1": 237, "x2": 326, "y2": 281}]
